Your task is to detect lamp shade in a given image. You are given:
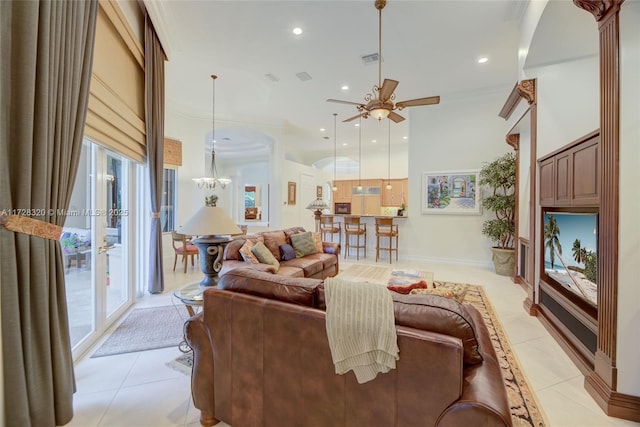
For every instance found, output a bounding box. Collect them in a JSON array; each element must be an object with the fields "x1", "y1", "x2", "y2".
[
  {"x1": 179, "y1": 206, "x2": 242, "y2": 237},
  {"x1": 306, "y1": 199, "x2": 329, "y2": 211},
  {"x1": 370, "y1": 107, "x2": 390, "y2": 121}
]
